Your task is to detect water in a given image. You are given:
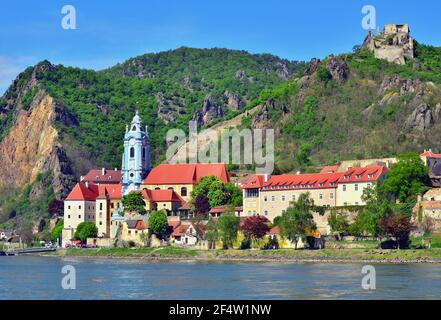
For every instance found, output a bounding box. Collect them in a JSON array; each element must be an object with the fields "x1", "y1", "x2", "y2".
[{"x1": 0, "y1": 256, "x2": 440, "y2": 299}]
